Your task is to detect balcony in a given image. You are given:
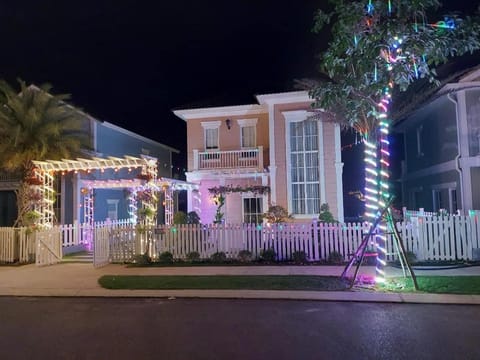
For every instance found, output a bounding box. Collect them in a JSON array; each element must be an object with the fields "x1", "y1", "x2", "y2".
[{"x1": 193, "y1": 146, "x2": 263, "y2": 171}]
